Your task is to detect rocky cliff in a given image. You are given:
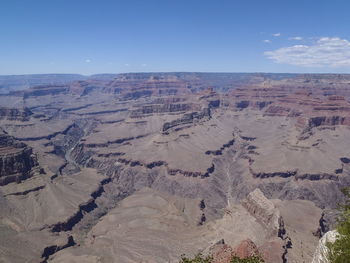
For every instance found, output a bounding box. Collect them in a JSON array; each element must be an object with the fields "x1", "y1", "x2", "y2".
[
  {"x1": 0, "y1": 133, "x2": 39, "y2": 185},
  {"x1": 0, "y1": 107, "x2": 32, "y2": 121},
  {"x1": 130, "y1": 102, "x2": 198, "y2": 117},
  {"x1": 242, "y1": 188, "x2": 284, "y2": 237},
  {"x1": 311, "y1": 230, "x2": 338, "y2": 263},
  {"x1": 162, "y1": 108, "x2": 211, "y2": 132}
]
